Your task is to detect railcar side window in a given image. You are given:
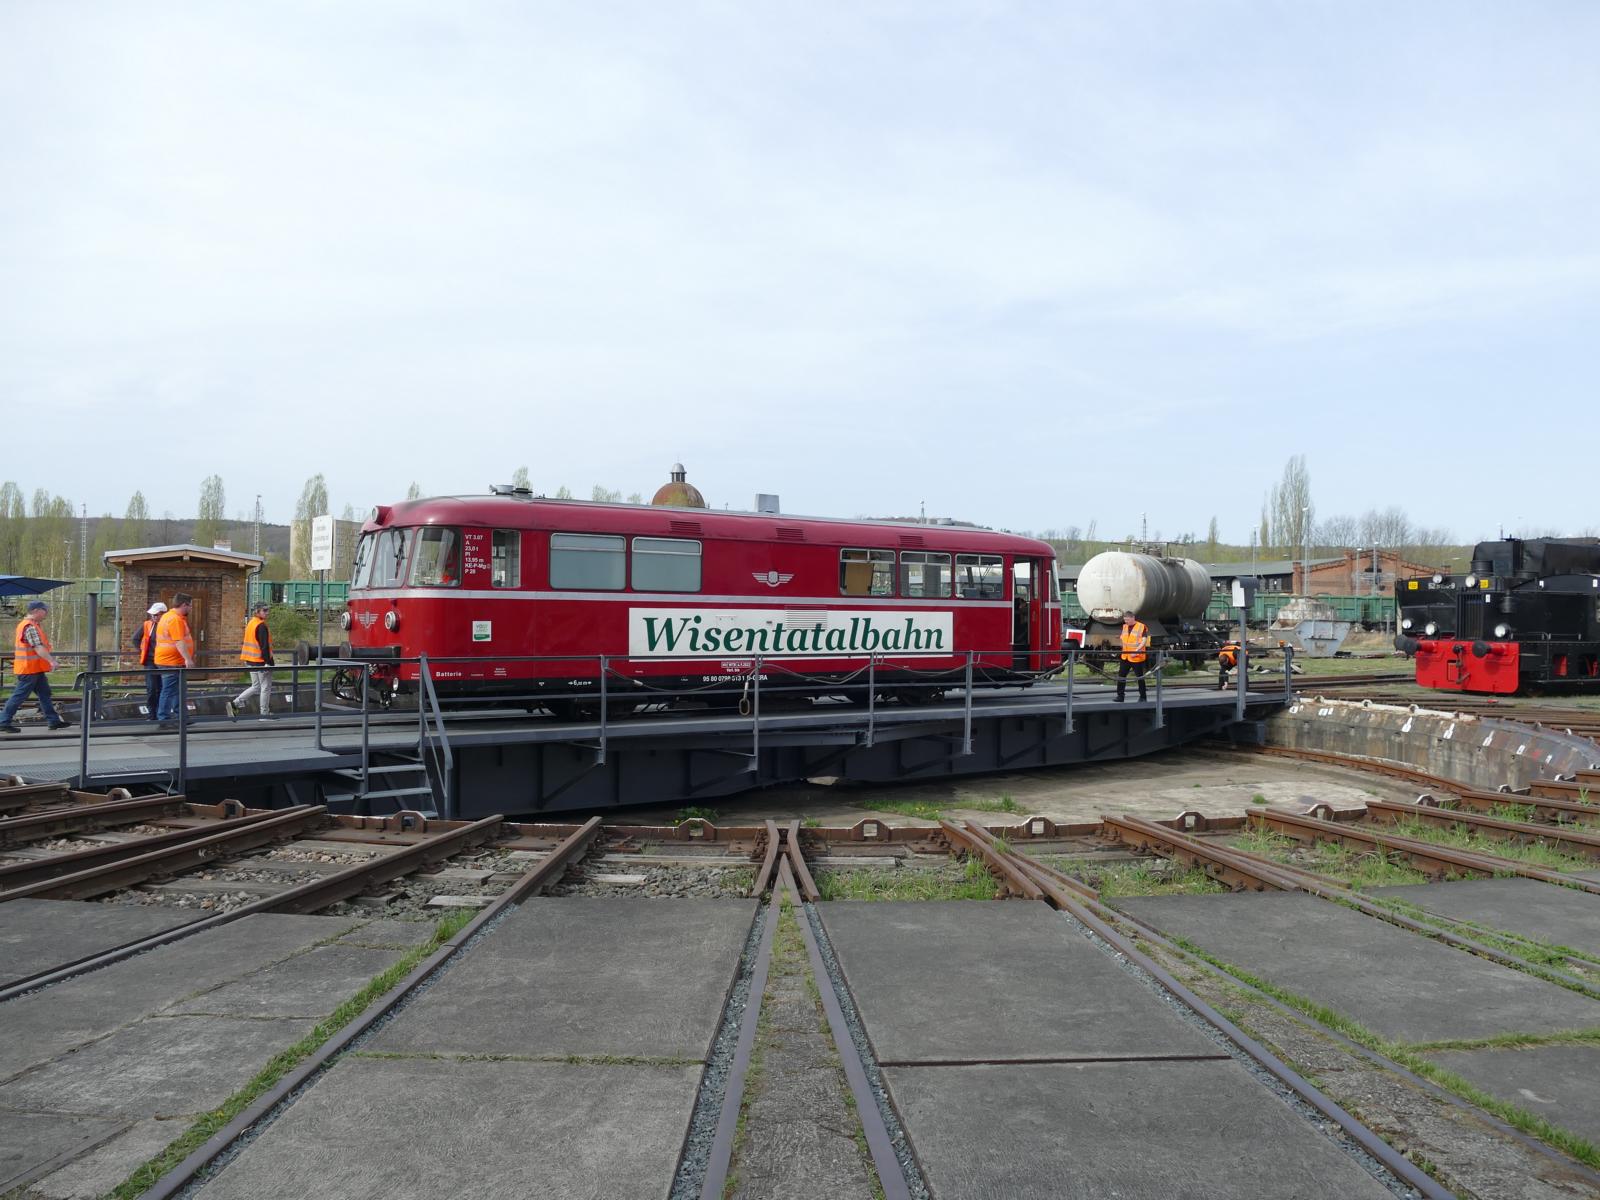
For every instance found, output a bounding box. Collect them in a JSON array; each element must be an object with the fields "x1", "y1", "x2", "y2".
[
  {"x1": 632, "y1": 537, "x2": 701, "y2": 592},
  {"x1": 840, "y1": 548, "x2": 895, "y2": 597},
  {"x1": 491, "y1": 530, "x2": 521, "y2": 588},
  {"x1": 366, "y1": 528, "x2": 411, "y2": 588},
  {"x1": 412, "y1": 527, "x2": 462, "y2": 587},
  {"x1": 551, "y1": 533, "x2": 625, "y2": 590},
  {"x1": 900, "y1": 551, "x2": 952, "y2": 598},
  {"x1": 956, "y1": 554, "x2": 1004, "y2": 599}
]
